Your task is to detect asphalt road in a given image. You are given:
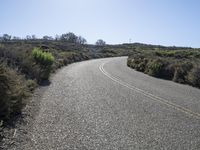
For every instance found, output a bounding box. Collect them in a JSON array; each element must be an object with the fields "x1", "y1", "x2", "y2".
[{"x1": 22, "y1": 57, "x2": 200, "y2": 149}]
